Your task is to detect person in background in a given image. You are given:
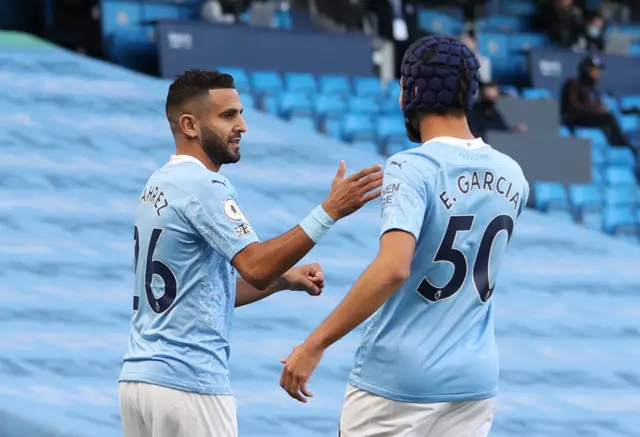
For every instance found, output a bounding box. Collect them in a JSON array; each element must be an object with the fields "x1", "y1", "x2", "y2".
[
  {"x1": 560, "y1": 55, "x2": 630, "y2": 147},
  {"x1": 467, "y1": 82, "x2": 528, "y2": 139},
  {"x1": 533, "y1": 0, "x2": 583, "y2": 48},
  {"x1": 460, "y1": 34, "x2": 492, "y2": 83},
  {"x1": 575, "y1": 12, "x2": 606, "y2": 52}
]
